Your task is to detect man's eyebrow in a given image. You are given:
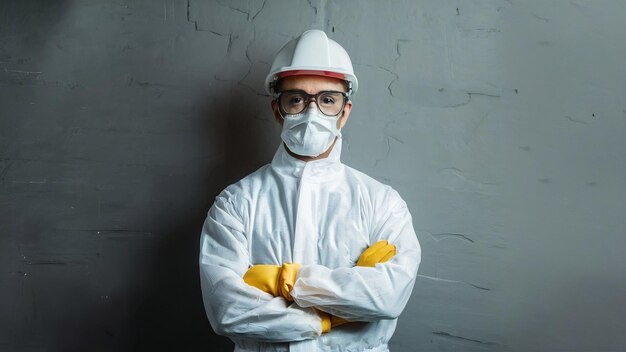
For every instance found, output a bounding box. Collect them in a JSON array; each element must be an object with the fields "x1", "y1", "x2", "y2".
[{"x1": 280, "y1": 89, "x2": 308, "y2": 94}]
